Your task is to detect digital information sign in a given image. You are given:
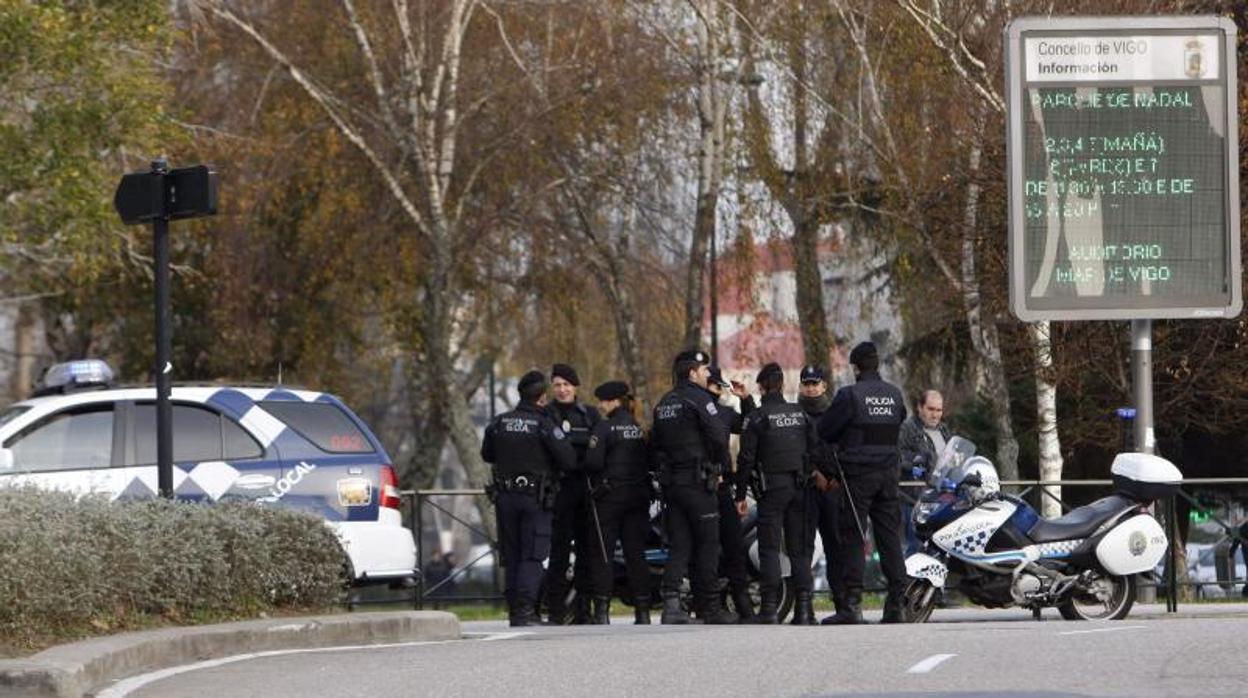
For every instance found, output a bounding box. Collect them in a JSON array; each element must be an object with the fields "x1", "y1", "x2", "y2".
[{"x1": 1006, "y1": 16, "x2": 1240, "y2": 321}]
